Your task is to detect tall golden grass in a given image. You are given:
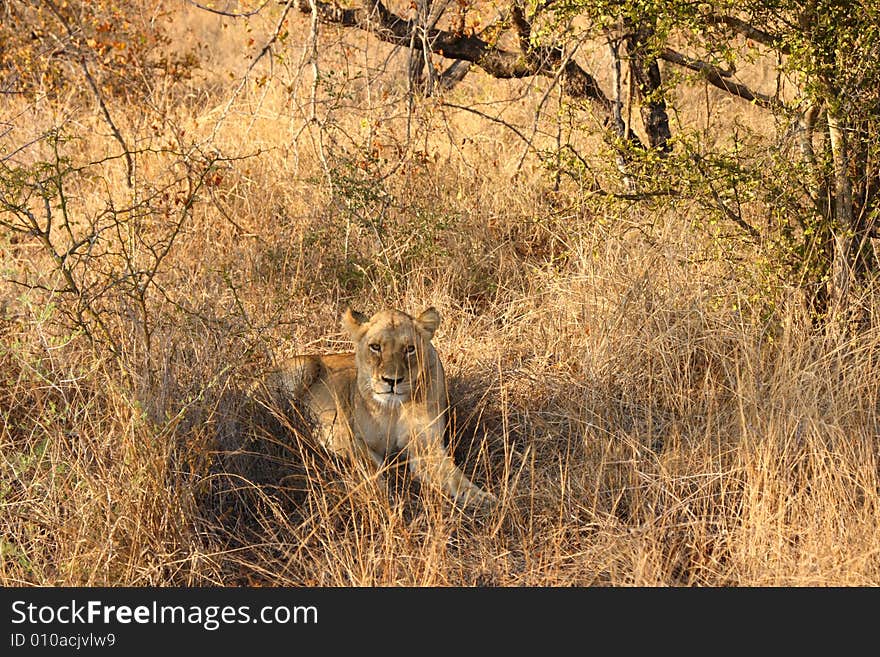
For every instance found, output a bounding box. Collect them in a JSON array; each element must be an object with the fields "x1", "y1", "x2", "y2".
[{"x1": 1, "y1": 3, "x2": 879, "y2": 586}]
